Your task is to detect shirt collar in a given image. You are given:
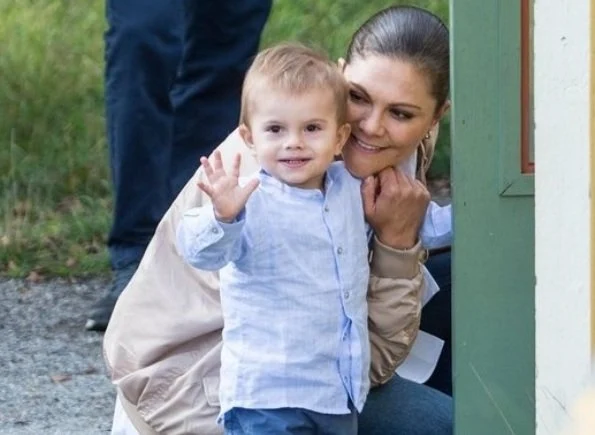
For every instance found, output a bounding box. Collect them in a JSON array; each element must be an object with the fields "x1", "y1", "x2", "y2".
[{"x1": 257, "y1": 168, "x2": 336, "y2": 200}]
